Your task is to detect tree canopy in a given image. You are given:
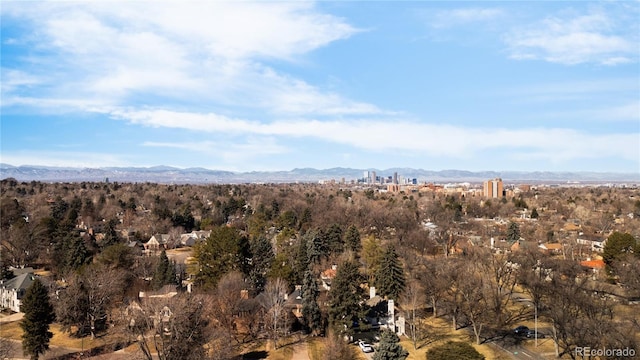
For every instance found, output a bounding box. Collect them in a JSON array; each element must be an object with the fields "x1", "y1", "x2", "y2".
[
  {"x1": 21, "y1": 278, "x2": 55, "y2": 360},
  {"x1": 373, "y1": 329, "x2": 408, "y2": 360},
  {"x1": 375, "y1": 245, "x2": 406, "y2": 300}
]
